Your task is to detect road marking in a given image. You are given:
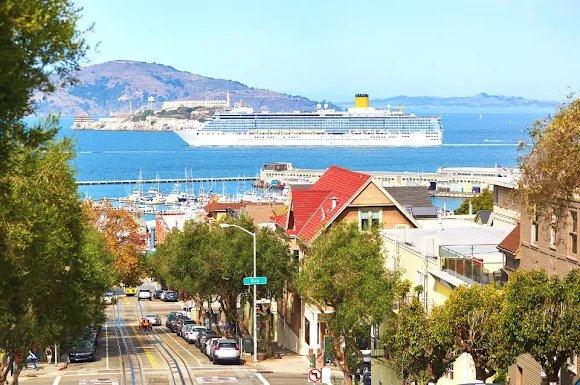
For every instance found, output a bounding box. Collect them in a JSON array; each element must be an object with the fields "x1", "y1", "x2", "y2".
[
  {"x1": 196, "y1": 377, "x2": 237, "y2": 384},
  {"x1": 131, "y1": 325, "x2": 158, "y2": 368},
  {"x1": 52, "y1": 375, "x2": 62, "y2": 385},
  {"x1": 105, "y1": 324, "x2": 109, "y2": 370},
  {"x1": 255, "y1": 372, "x2": 270, "y2": 385},
  {"x1": 157, "y1": 327, "x2": 203, "y2": 367}
]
